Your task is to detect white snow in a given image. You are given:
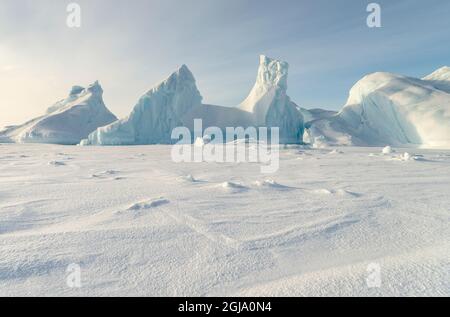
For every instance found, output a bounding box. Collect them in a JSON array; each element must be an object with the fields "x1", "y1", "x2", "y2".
[
  {"x1": 309, "y1": 70, "x2": 450, "y2": 148},
  {"x1": 1, "y1": 143, "x2": 449, "y2": 296},
  {"x1": 423, "y1": 66, "x2": 450, "y2": 93},
  {"x1": 127, "y1": 198, "x2": 170, "y2": 211},
  {"x1": 253, "y1": 178, "x2": 291, "y2": 190},
  {"x1": 0, "y1": 82, "x2": 117, "y2": 145},
  {"x1": 402, "y1": 152, "x2": 412, "y2": 161},
  {"x1": 220, "y1": 181, "x2": 248, "y2": 192},
  {"x1": 382, "y1": 146, "x2": 393, "y2": 154}
]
